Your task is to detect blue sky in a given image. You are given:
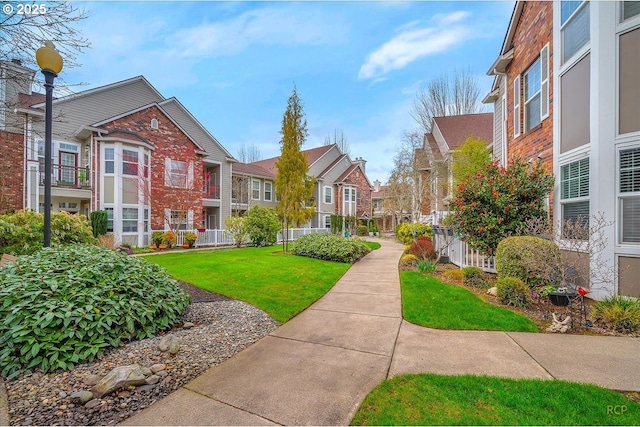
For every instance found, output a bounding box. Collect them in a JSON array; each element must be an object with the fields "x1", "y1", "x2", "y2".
[{"x1": 62, "y1": 1, "x2": 515, "y2": 184}]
